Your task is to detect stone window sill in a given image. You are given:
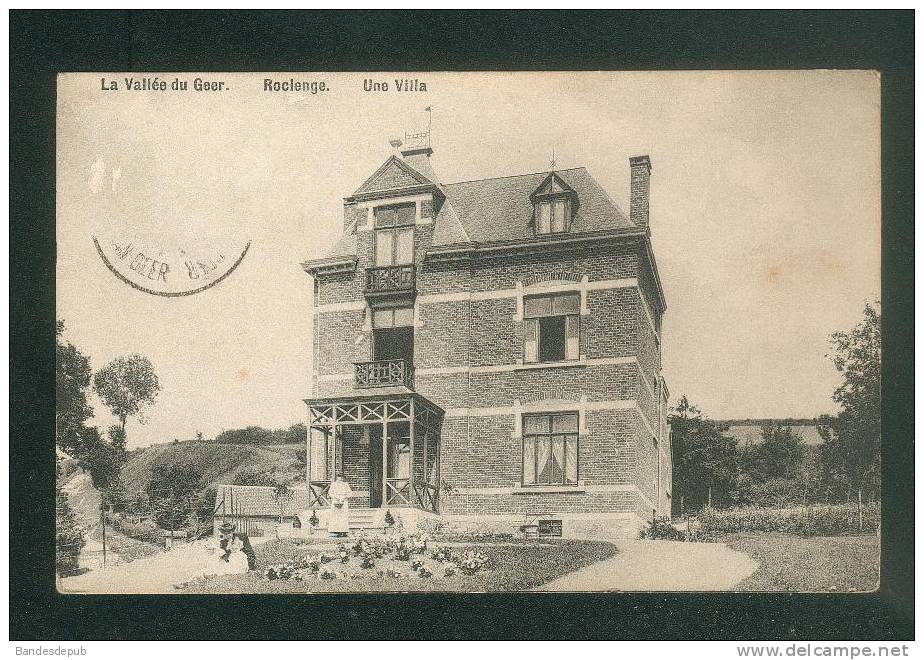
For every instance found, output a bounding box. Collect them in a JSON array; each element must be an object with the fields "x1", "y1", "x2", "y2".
[
  {"x1": 512, "y1": 485, "x2": 586, "y2": 495},
  {"x1": 514, "y1": 359, "x2": 586, "y2": 372}
]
